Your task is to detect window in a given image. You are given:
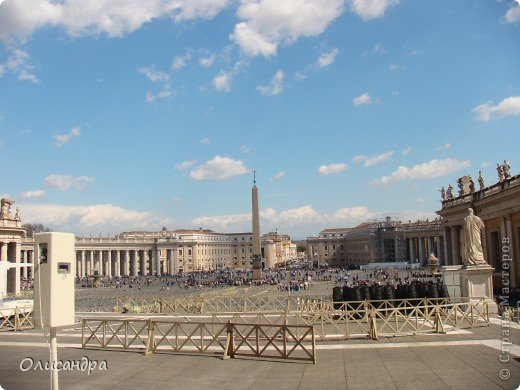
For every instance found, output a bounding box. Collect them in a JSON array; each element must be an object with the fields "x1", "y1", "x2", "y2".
[
  {"x1": 188, "y1": 249, "x2": 192, "y2": 256},
  {"x1": 179, "y1": 249, "x2": 183, "y2": 256}
]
